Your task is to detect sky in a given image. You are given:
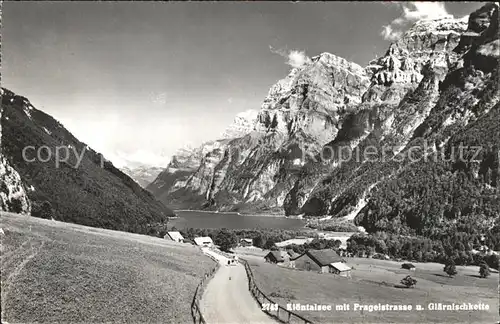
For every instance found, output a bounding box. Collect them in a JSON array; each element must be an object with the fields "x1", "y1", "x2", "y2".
[{"x1": 2, "y1": 1, "x2": 484, "y2": 168}]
